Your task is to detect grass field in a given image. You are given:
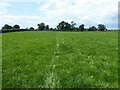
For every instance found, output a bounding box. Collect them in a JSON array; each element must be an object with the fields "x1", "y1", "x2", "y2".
[{"x1": 2, "y1": 31, "x2": 118, "y2": 88}]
